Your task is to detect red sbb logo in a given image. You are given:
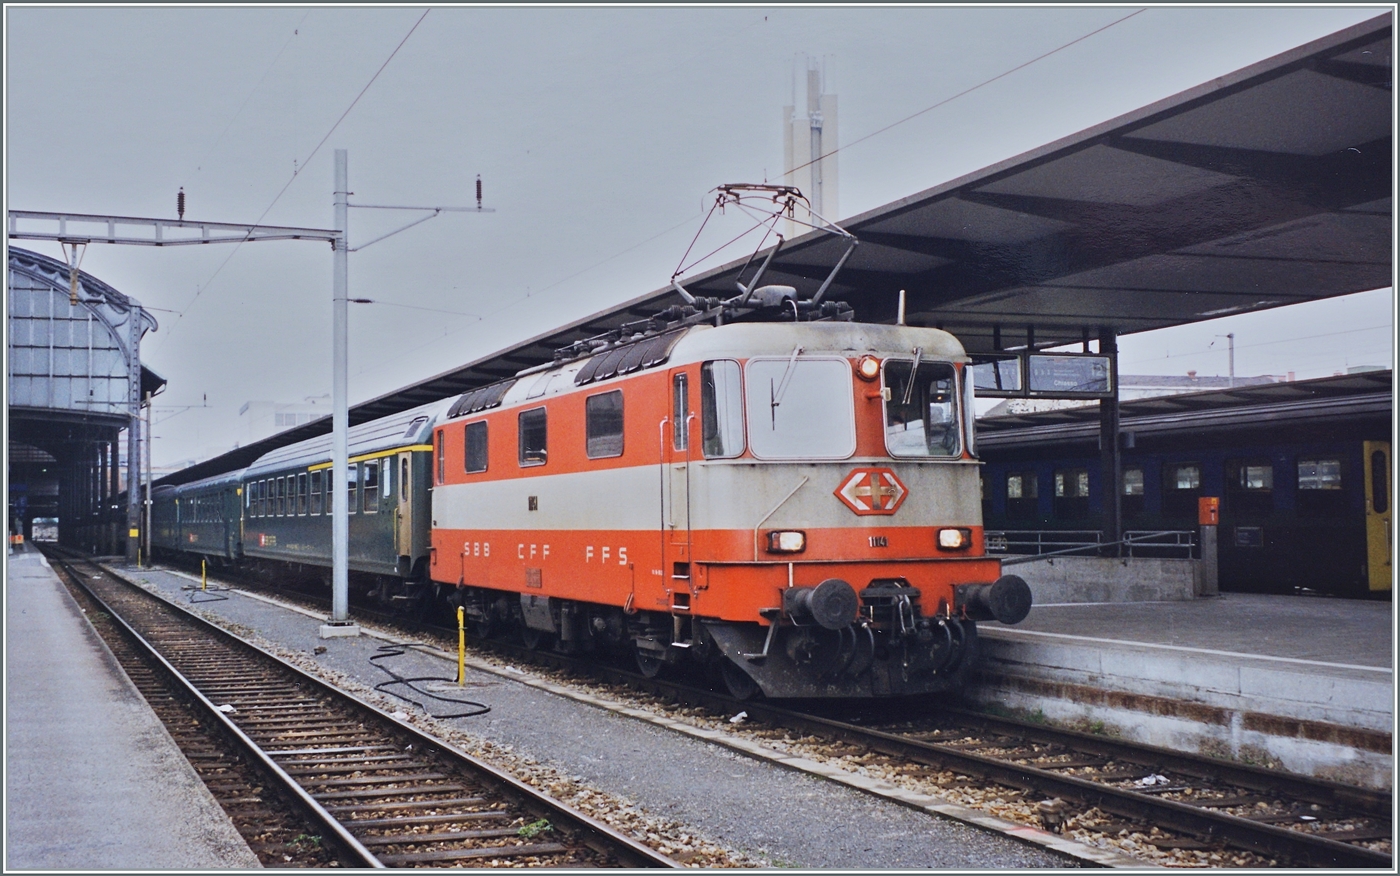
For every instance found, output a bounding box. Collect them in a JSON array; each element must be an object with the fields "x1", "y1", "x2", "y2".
[{"x1": 835, "y1": 467, "x2": 908, "y2": 516}]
